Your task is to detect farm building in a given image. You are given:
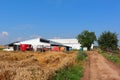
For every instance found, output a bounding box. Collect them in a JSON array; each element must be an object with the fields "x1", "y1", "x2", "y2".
[
  {"x1": 18, "y1": 38, "x2": 50, "y2": 51},
  {"x1": 3, "y1": 41, "x2": 20, "y2": 51},
  {"x1": 49, "y1": 39, "x2": 81, "y2": 50},
  {"x1": 3, "y1": 38, "x2": 83, "y2": 51}
]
